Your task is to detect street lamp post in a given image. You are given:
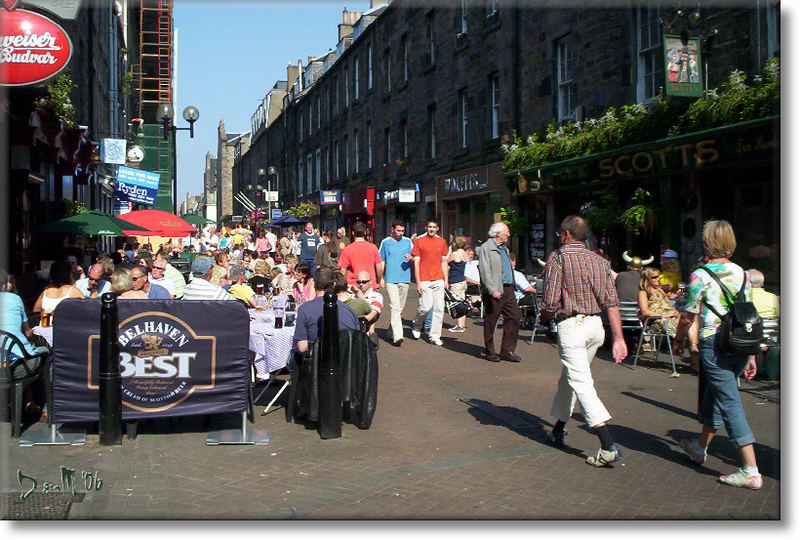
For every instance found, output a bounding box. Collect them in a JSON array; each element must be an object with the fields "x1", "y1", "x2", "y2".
[
  {"x1": 258, "y1": 168, "x2": 269, "y2": 222},
  {"x1": 267, "y1": 165, "x2": 279, "y2": 219},
  {"x1": 158, "y1": 103, "x2": 199, "y2": 214}
]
